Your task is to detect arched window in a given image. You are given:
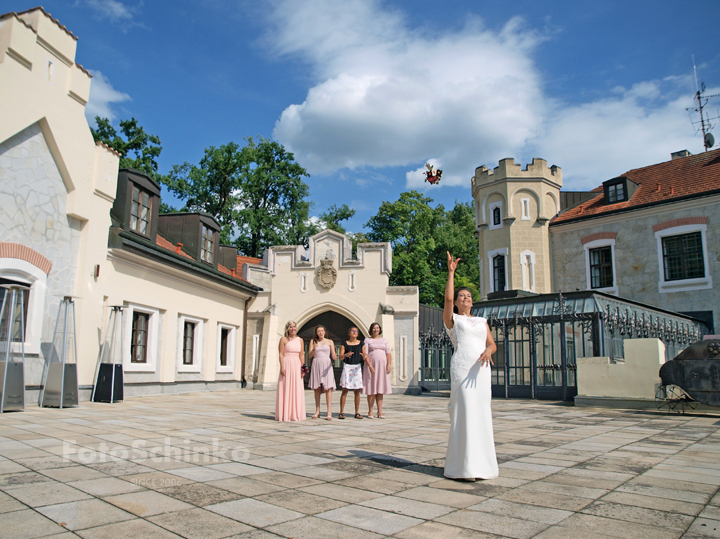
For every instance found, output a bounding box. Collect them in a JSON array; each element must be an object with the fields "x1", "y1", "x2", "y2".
[
  {"x1": 0, "y1": 258, "x2": 47, "y2": 354},
  {"x1": 493, "y1": 254, "x2": 506, "y2": 292},
  {"x1": 493, "y1": 207, "x2": 501, "y2": 226}
]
